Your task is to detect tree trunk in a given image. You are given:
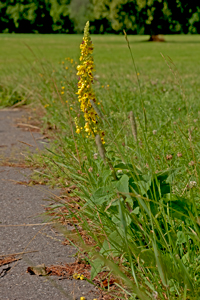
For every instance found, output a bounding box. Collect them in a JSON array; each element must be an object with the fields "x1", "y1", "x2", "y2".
[{"x1": 148, "y1": 35, "x2": 165, "y2": 42}]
